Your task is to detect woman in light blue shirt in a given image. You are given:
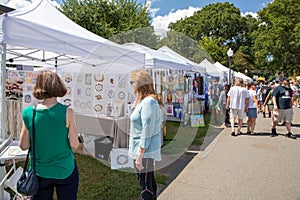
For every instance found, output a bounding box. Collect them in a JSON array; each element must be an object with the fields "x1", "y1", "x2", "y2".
[{"x1": 128, "y1": 69, "x2": 162, "y2": 200}]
